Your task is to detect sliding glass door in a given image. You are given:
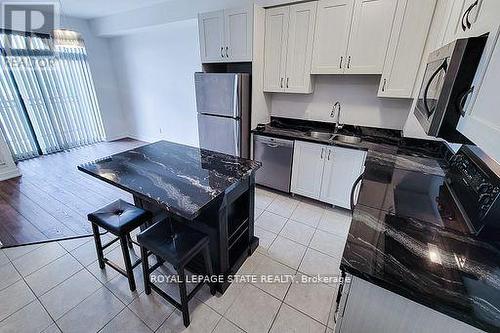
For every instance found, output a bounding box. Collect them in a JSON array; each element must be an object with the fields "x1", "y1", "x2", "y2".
[{"x1": 0, "y1": 32, "x2": 105, "y2": 160}]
